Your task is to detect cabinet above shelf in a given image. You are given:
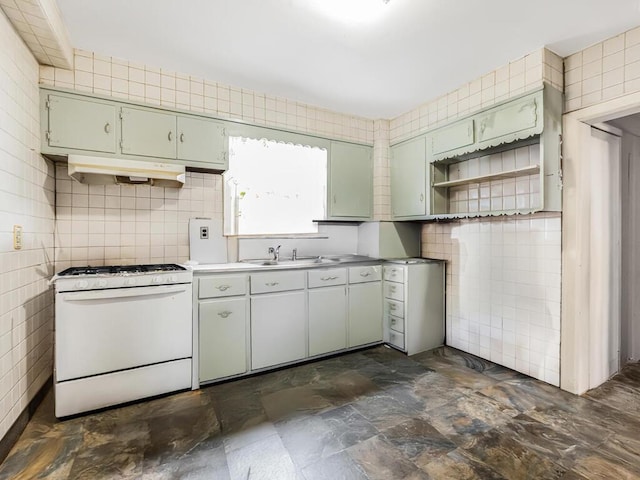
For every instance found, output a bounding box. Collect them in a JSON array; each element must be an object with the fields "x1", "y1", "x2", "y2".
[{"x1": 432, "y1": 164, "x2": 540, "y2": 188}]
